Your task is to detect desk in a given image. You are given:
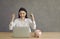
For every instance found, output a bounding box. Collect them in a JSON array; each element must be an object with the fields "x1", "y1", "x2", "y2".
[{"x1": 0, "y1": 32, "x2": 60, "y2": 39}]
